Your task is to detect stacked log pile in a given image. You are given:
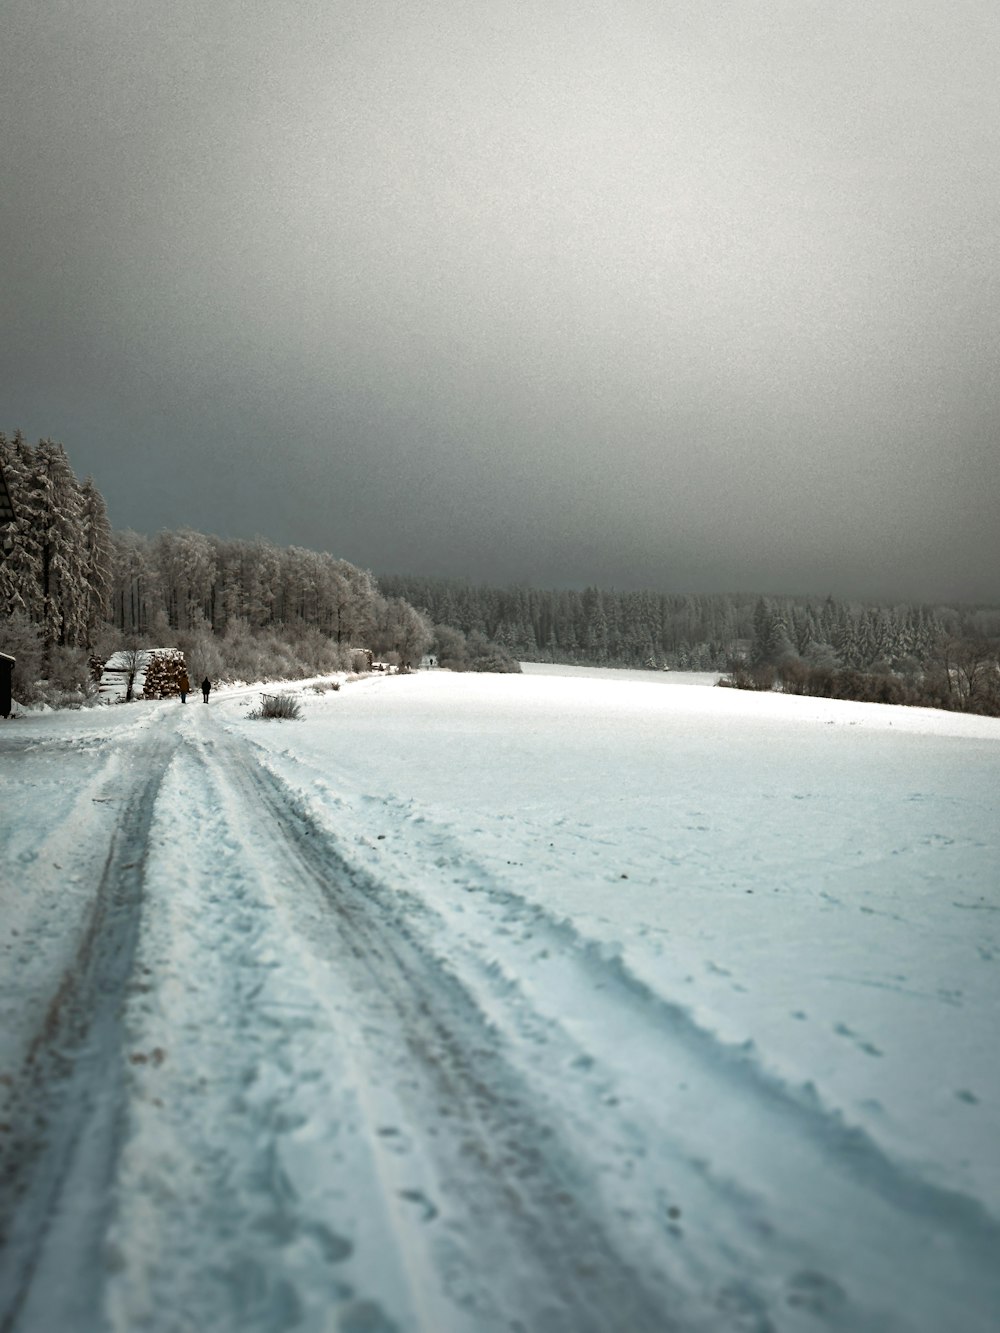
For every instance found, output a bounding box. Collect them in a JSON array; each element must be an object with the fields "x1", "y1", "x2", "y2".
[{"x1": 141, "y1": 649, "x2": 188, "y2": 698}]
